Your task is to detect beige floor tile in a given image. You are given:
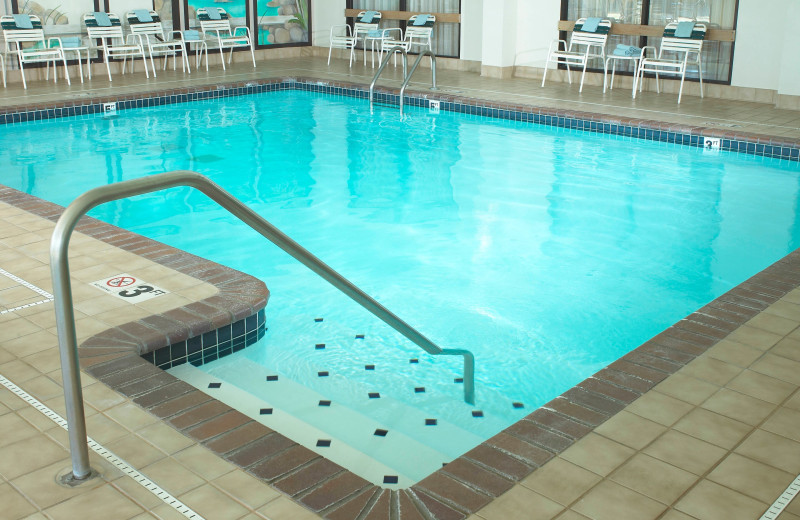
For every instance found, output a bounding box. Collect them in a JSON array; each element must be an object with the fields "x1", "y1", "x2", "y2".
[
  {"x1": 643, "y1": 430, "x2": 727, "y2": 476},
  {"x1": 750, "y1": 354, "x2": 800, "y2": 385},
  {"x1": 572, "y1": 480, "x2": 666, "y2": 520},
  {"x1": 701, "y1": 388, "x2": 776, "y2": 426},
  {"x1": 746, "y1": 312, "x2": 799, "y2": 336},
  {"x1": 136, "y1": 422, "x2": 195, "y2": 455},
  {"x1": 653, "y1": 373, "x2": 718, "y2": 406},
  {"x1": 675, "y1": 480, "x2": 768, "y2": 520},
  {"x1": 785, "y1": 390, "x2": 800, "y2": 412},
  {"x1": 44, "y1": 483, "x2": 145, "y2": 520},
  {"x1": 106, "y1": 401, "x2": 159, "y2": 431},
  {"x1": 179, "y1": 483, "x2": 250, "y2": 520},
  {"x1": 173, "y1": 444, "x2": 236, "y2": 481},
  {"x1": 555, "y1": 511, "x2": 592, "y2": 520},
  {"x1": 0, "y1": 412, "x2": 43, "y2": 448},
  {"x1": 785, "y1": 496, "x2": 800, "y2": 515},
  {"x1": 560, "y1": 433, "x2": 635, "y2": 477},
  {"x1": 477, "y1": 485, "x2": 563, "y2": 520},
  {"x1": 11, "y1": 460, "x2": 106, "y2": 509},
  {"x1": 0, "y1": 435, "x2": 69, "y2": 480},
  {"x1": 21, "y1": 349, "x2": 62, "y2": 375},
  {"x1": 0, "y1": 317, "x2": 42, "y2": 342},
  {"x1": 139, "y1": 458, "x2": 205, "y2": 497},
  {"x1": 22, "y1": 375, "x2": 64, "y2": 401},
  {"x1": 761, "y1": 407, "x2": 800, "y2": 443},
  {"x1": 258, "y1": 496, "x2": 321, "y2": 520},
  {"x1": 0, "y1": 360, "x2": 41, "y2": 386},
  {"x1": 212, "y1": 470, "x2": 281, "y2": 510},
  {"x1": 0, "y1": 481, "x2": 38, "y2": 520},
  {"x1": 726, "y1": 370, "x2": 796, "y2": 404},
  {"x1": 726, "y1": 325, "x2": 784, "y2": 351},
  {"x1": 659, "y1": 510, "x2": 699, "y2": 520},
  {"x1": 703, "y1": 339, "x2": 764, "y2": 368},
  {"x1": 679, "y1": 356, "x2": 743, "y2": 387},
  {"x1": 110, "y1": 475, "x2": 166, "y2": 511},
  {"x1": 594, "y1": 411, "x2": 666, "y2": 450},
  {"x1": 610, "y1": 453, "x2": 696, "y2": 505},
  {"x1": 149, "y1": 503, "x2": 195, "y2": 520},
  {"x1": 735, "y1": 429, "x2": 800, "y2": 475},
  {"x1": 764, "y1": 300, "x2": 800, "y2": 322},
  {"x1": 85, "y1": 412, "x2": 131, "y2": 445},
  {"x1": 1, "y1": 330, "x2": 58, "y2": 358},
  {"x1": 82, "y1": 382, "x2": 127, "y2": 411},
  {"x1": 672, "y1": 407, "x2": 753, "y2": 450},
  {"x1": 707, "y1": 452, "x2": 794, "y2": 504},
  {"x1": 771, "y1": 337, "x2": 800, "y2": 362},
  {"x1": 105, "y1": 435, "x2": 168, "y2": 469},
  {"x1": 521, "y1": 457, "x2": 602, "y2": 506}
]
